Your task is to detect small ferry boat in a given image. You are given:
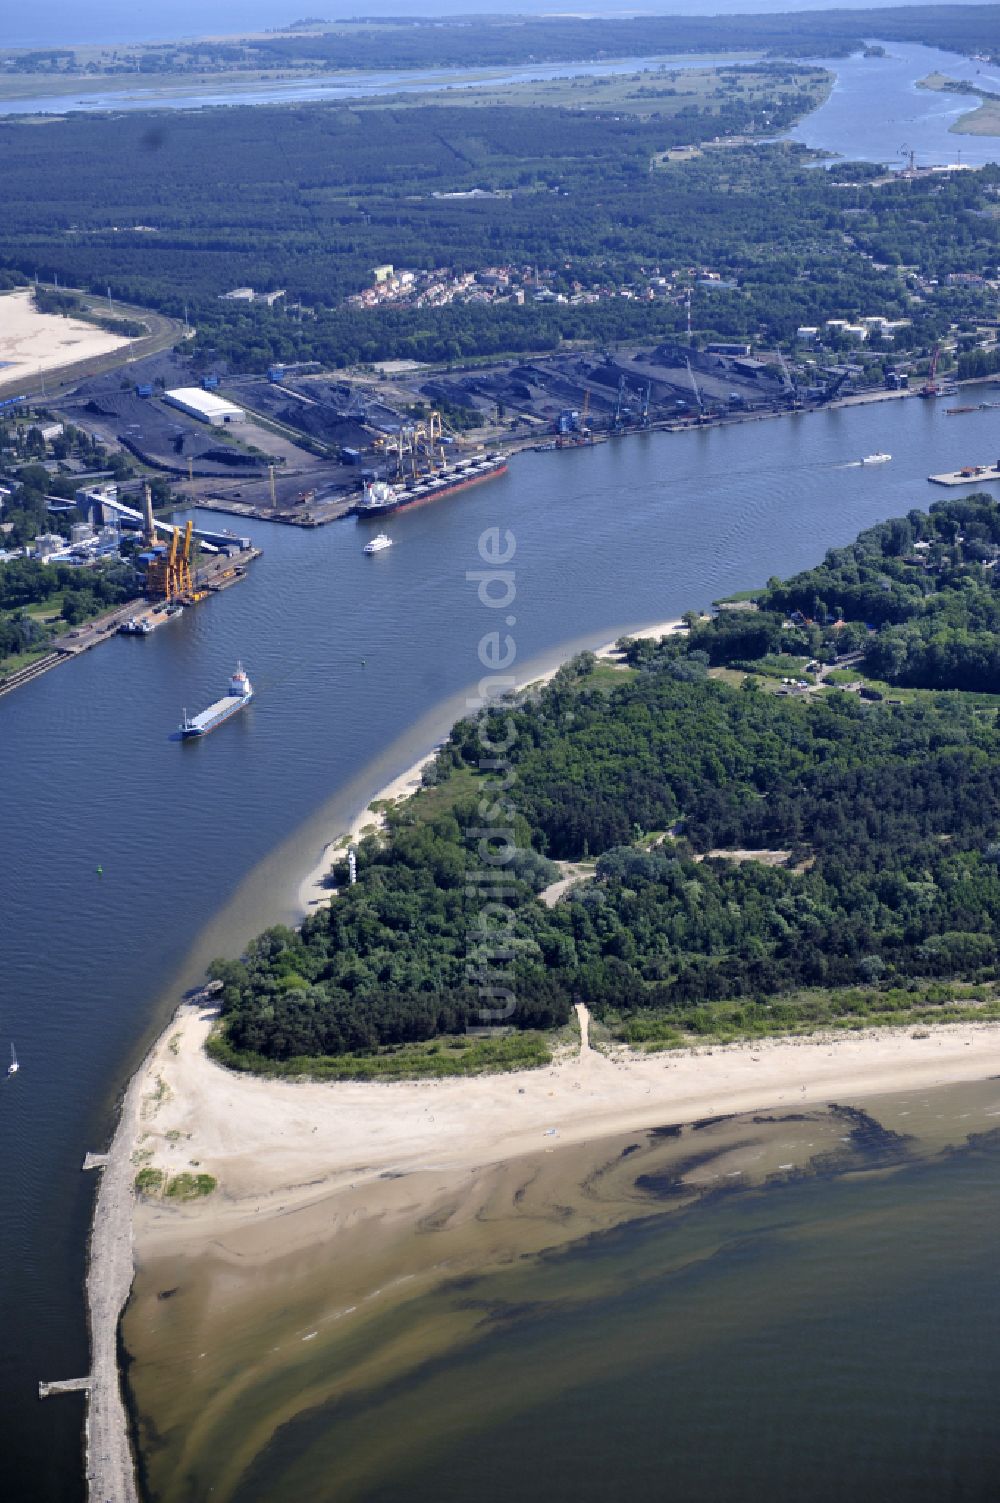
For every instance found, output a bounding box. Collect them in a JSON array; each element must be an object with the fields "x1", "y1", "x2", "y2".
[
  {"x1": 180, "y1": 662, "x2": 253, "y2": 738},
  {"x1": 364, "y1": 533, "x2": 393, "y2": 555},
  {"x1": 861, "y1": 452, "x2": 891, "y2": 465}
]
